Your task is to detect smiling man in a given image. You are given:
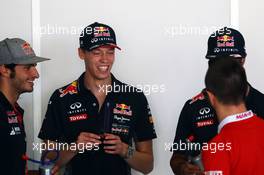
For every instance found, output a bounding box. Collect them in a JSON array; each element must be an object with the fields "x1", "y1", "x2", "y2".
[
  {"x1": 38, "y1": 22, "x2": 157, "y2": 175},
  {"x1": 0, "y1": 38, "x2": 49, "y2": 175}
]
